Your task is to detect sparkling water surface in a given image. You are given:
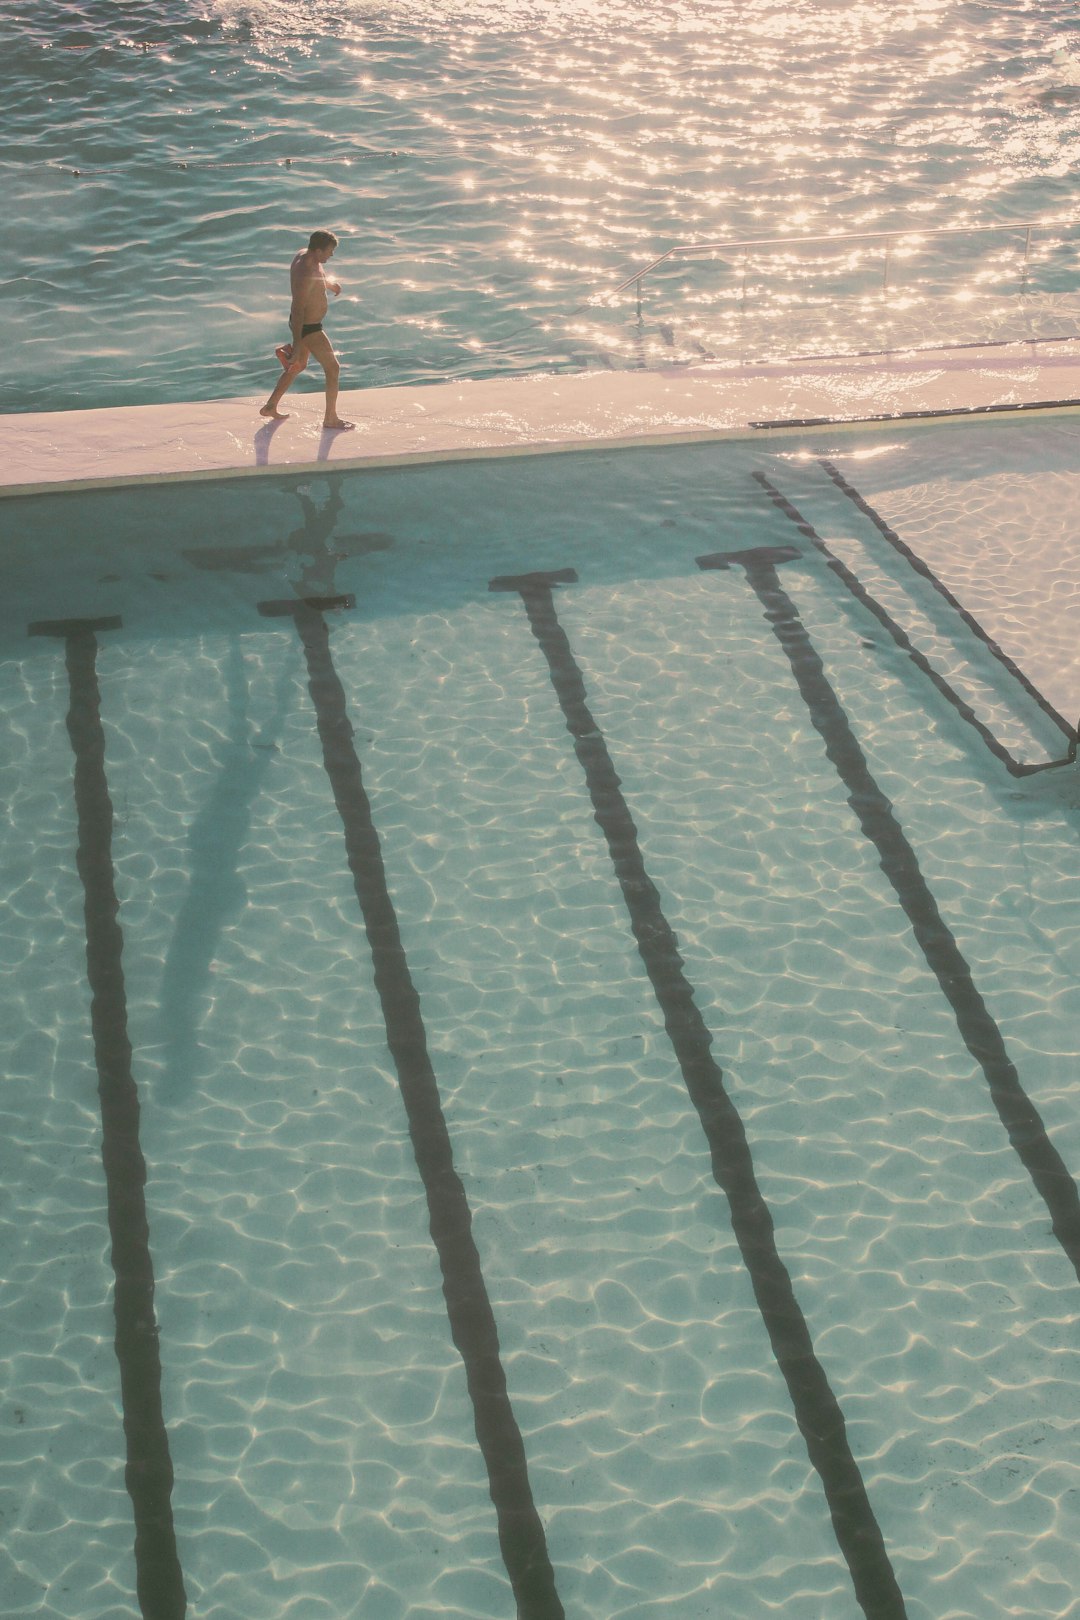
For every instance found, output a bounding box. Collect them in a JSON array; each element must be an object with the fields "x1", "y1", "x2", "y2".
[
  {"x1": 4, "y1": 0, "x2": 1080, "y2": 411},
  {"x1": 3, "y1": 423, "x2": 1080, "y2": 1618}
]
